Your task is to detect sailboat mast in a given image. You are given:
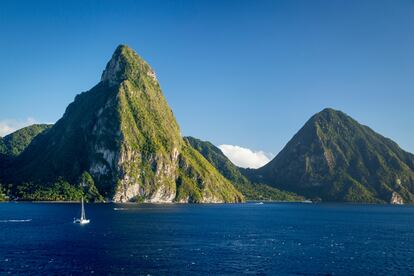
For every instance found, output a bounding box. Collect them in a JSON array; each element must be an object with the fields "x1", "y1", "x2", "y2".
[{"x1": 81, "y1": 197, "x2": 85, "y2": 220}]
